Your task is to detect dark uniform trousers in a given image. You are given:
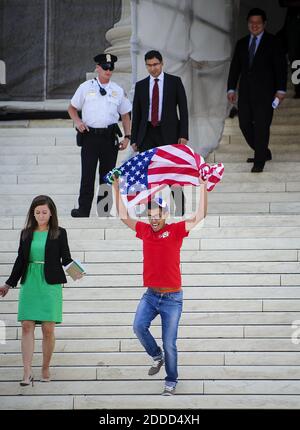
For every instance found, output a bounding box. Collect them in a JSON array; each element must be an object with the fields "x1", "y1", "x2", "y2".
[
  {"x1": 139, "y1": 123, "x2": 185, "y2": 216},
  {"x1": 238, "y1": 90, "x2": 273, "y2": 167},
  {"x1": 79, "y1": 129, "x2": 118, "y2": 216}
]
